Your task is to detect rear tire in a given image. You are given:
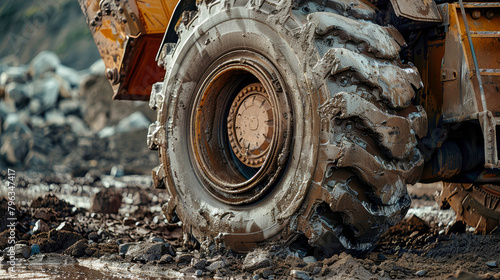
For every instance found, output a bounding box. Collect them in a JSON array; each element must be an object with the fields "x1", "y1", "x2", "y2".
[{"x1": 151, "y1": 0, "x2": 427, "y2": 254}]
